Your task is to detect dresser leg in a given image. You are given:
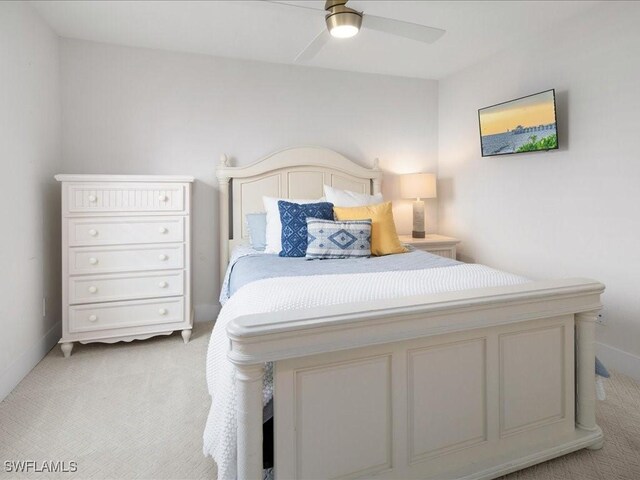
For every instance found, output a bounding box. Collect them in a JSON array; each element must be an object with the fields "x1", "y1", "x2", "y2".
[
  {"x1": 60, "y1": 342, "x2": 74, "y2": 358},
  {"x1": 181, "y1": 329, "x2": 192, "y2": 344},
  {"x1": 587, "y1": 438, "x2": 605, "y2": 450}
]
